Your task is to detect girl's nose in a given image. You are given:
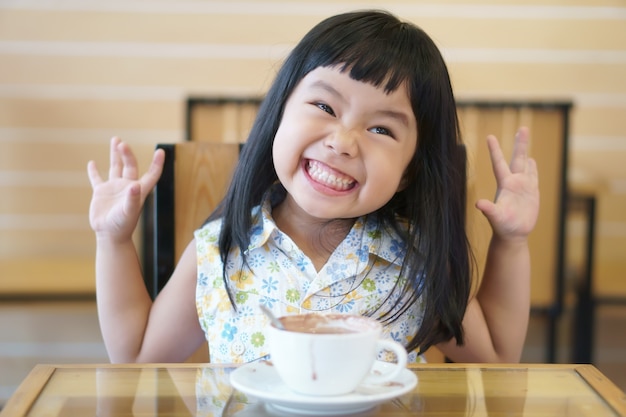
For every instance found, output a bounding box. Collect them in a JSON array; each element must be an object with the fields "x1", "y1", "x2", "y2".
[{"x1": 324, "y1": 128, "x2": 359, "y2": 157}]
